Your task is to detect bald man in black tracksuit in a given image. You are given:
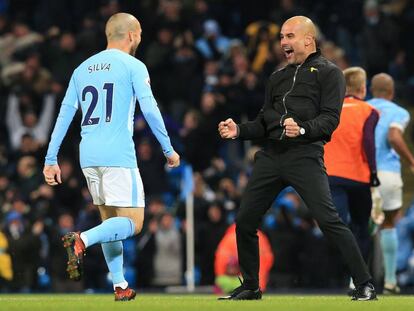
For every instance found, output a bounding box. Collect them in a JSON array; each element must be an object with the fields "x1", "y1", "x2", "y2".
[{"x1": 218, "y1": 16, "x2": 377, "y2": 301}]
